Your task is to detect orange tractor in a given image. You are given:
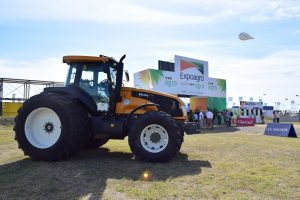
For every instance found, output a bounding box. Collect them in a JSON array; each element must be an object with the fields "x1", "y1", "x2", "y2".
[{"x1": 14, "y1": 55, "x2": 196, "y2": 162}]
